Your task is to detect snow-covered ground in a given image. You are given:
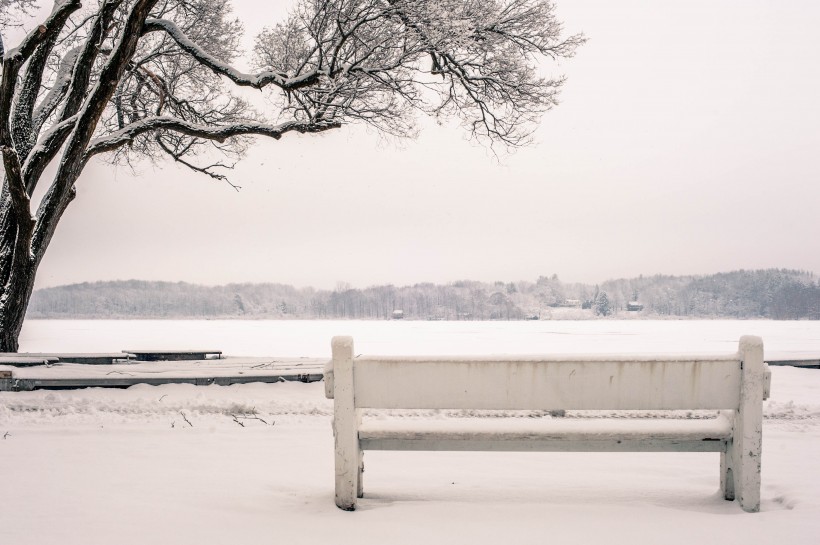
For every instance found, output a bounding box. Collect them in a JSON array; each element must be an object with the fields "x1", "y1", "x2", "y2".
[{"x1": 2, "y1": 320, "x2": 819, "y2": 544}]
